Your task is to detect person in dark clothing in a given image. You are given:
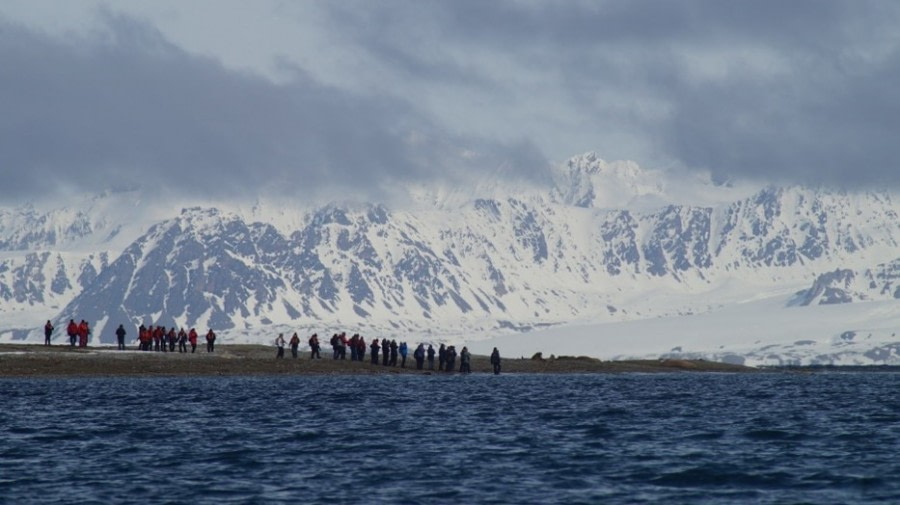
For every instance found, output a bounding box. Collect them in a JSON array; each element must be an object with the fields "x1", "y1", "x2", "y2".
[
  {"x1": 349, "y1": 334, "x2": 359, "y2": 361},
  {"x1": 331, "y1": 334, "x2": 339, "y2": 360},
  {"x1": 459, "y1": 346, "x2": 471, "y2": 373},
  {"x1": 370, "y1": 338, "x2": 380, "y2": 365},
  {"x1": 275, "y1": 333, "x2": 286, "y2": 359},
  {"x1": 490, "y1": 347, "x2": 501, "y2": 375},
  {"x1": 177, "y1": 328, "x2": 188, "y2": 353},
  {"x1": 309, "y1": 334, "x2": 321, "y2": 359},
  {"x1": 44, "y1": 320, "x2": 54, "y2": 346},
  {"x1": 206, "y1": 329, "x2": 216, "y2": 352},
  {"x1": 357, "y1": 335, "x2": 366, "y2": 363},
  {"x1": 445, "y1": 346, "x2": 457, "y2": 372},
  {"x1": 389, "y1": 340, "x2": 399, "y2": 366},
  {"x1": 381, "y1": 338, "x2": 390, "y2": 366},
  {"x1": 289, "y1": 333, "x2": 300, "y2": 358},
  {"x1": 427, "y1": 345, "x2": 435, "y2": 370},
  {"x1": 167, "y1": 328, "x2": 177, "y2": 352},
  {"x1": 438, "y1": 344, "x2": 446, "y2": 371},
  {"x1": 399, "y1": 342, "x2": 408, "y2": 368},
  {"x1": 413, "y1": 343, "x2": 425, "y2": 370},
  {"x1": 115, "y1": 324, "x2": 127, "y2": 350}
]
